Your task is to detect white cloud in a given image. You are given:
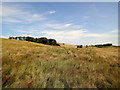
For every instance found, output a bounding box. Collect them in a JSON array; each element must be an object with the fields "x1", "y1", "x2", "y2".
[
  {"x1": 14, "y1": 27, "x2": 118, "y2": 45},
  {"x1": 25, "y1": 14, "x2": 46, "y2": 22},
  {"x1": 48, "y1": 10, "x2": 56, "y2": 14},
  {"x1": 64, "y1": 24, "x2": 72, "y2": 27},
  {"x1": 41, "y1": 29, "x2": 118, "y2": 45},
  {"x1": 111, "y1": 29, "x2": 118, "y2": 33},
  {"x1": 17, "y1": 30, "x2": 33, "y2": 33},
  {"x1": 44, "y1": 23, "x2": 81, "y2": 29},
  {"x1": 3, "y1": 17, "x2": 22, "y2": 23},
  {"x1": 84, "y1": 33, "x2": 101, "y2": 37},
  {"x1": 0, "y1": 35, "x2": 8, "y2": 38},
  {"x1": 41, "y1": 29, "x2": 99, "y2": 41},
  {"x1": 41, "y1": 10, "x2": 56, "y2": 16},
  {"x1": 2, "y1": 5, "x2": 46, "y2": 23},
  {"x1": 2, "y1": 5, "x2": 22, "y2": 17},
  {"x1": 17, "y1": 29, "x2": 40, "y2": 34},
  {"x1": 18, "y1": 34, "x2": 34, "y2": 37}
]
